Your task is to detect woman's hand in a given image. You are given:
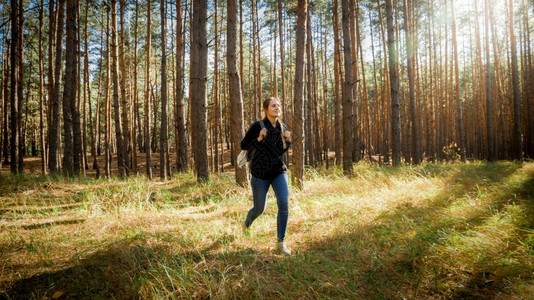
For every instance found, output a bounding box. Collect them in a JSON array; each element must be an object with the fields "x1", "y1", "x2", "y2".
[
  {"x1": 283, "y1": 130, "x2": 291, "y2": 142},
  {"x1": 257, "y1": 128, "x2": 267, "y2": 142}
]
